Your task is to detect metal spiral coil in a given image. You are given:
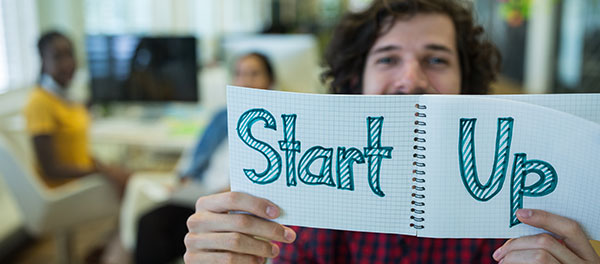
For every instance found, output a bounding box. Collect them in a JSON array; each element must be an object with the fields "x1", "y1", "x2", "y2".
[{"x1": 411, "y1": 103, "x2": 427, "y2": 230}]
